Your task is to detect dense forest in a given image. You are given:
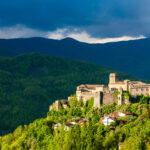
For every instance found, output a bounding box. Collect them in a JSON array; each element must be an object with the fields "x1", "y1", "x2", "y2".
[
  {"x1": 0, "y1": 95, "x2": 150, "y2": 150},
  {"x1": 1, "y1": 37, "x2": 150, "y2": 79},
  {"x1": 0, "y1": 53, "x2": 139, "y2": 135}
]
